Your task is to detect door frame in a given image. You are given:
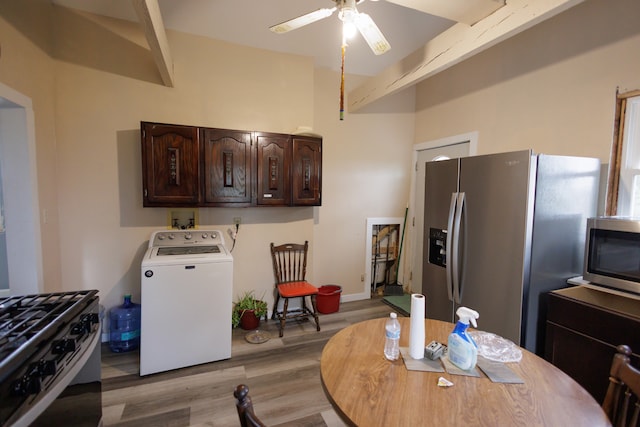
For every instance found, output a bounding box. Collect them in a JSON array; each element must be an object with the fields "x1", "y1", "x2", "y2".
[
  {"x1": 405, "y1": 132, "x2": 478, "y2": 293},
  {"x1": 0, "y1": 82, "x2": 43, "y2": 296},
  {"x1": 364, "y1": 217, "x2": 404, "y2": 299}
]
